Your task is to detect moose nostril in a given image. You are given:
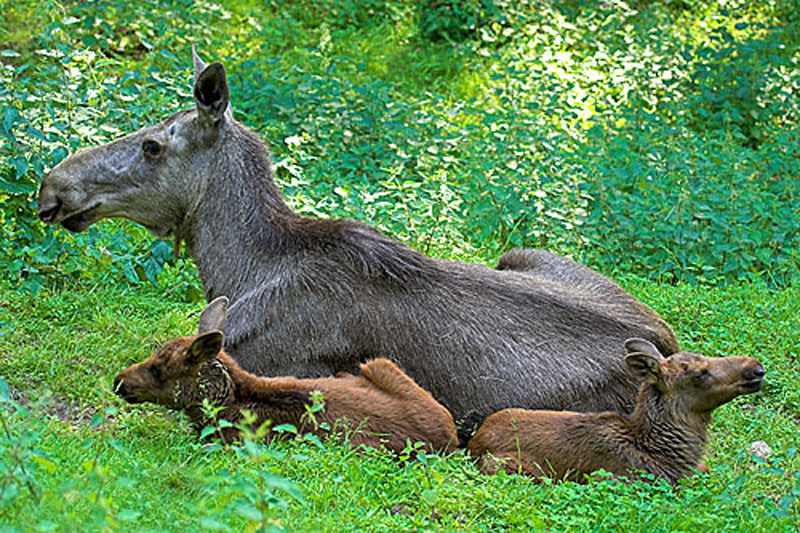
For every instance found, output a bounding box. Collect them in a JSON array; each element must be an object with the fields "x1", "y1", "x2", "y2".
[
  {"x1": 38, "y1": 200, "x2": 62, "y2": 223},
  {"x1": 746, "y1": 366, "x2": 765, "y2": 380}
]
